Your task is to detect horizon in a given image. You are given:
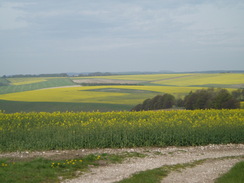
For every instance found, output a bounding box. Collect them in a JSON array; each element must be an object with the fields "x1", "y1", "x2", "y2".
[{"x1": 2, "y1": 69, "x2": 244, "y2": 77}]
